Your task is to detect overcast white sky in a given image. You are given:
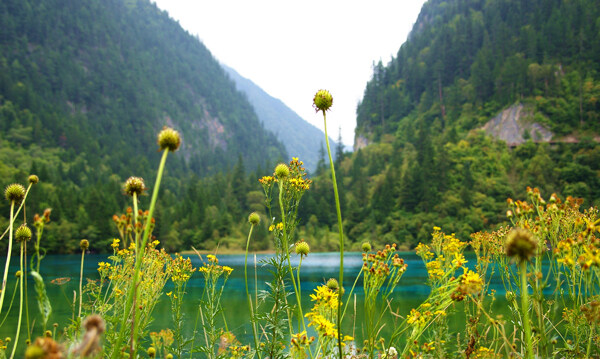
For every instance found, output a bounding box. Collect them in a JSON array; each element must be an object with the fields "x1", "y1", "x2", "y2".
[{"x1": 151, "y1": 0, "x2": 427, "y2": 147}]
